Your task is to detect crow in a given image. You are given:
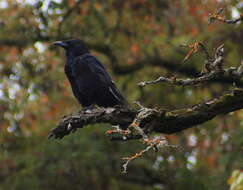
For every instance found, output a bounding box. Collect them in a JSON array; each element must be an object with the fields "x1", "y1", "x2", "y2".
[{"x1": 53, "y1": 39, "x2": 125, "y2": 108}]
